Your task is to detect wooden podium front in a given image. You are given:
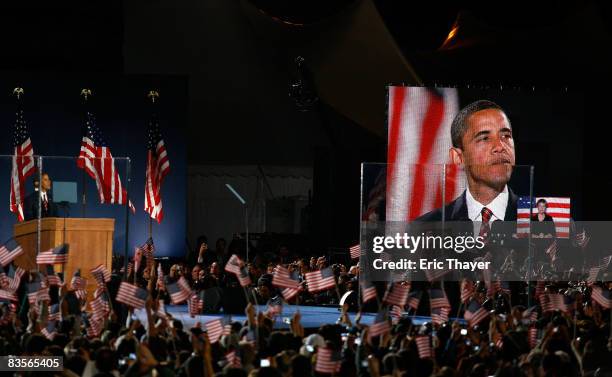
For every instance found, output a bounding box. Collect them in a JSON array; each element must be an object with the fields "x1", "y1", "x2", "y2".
[{"x1": 13, "y1": 218, "x2": 115, "y2": 300}]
